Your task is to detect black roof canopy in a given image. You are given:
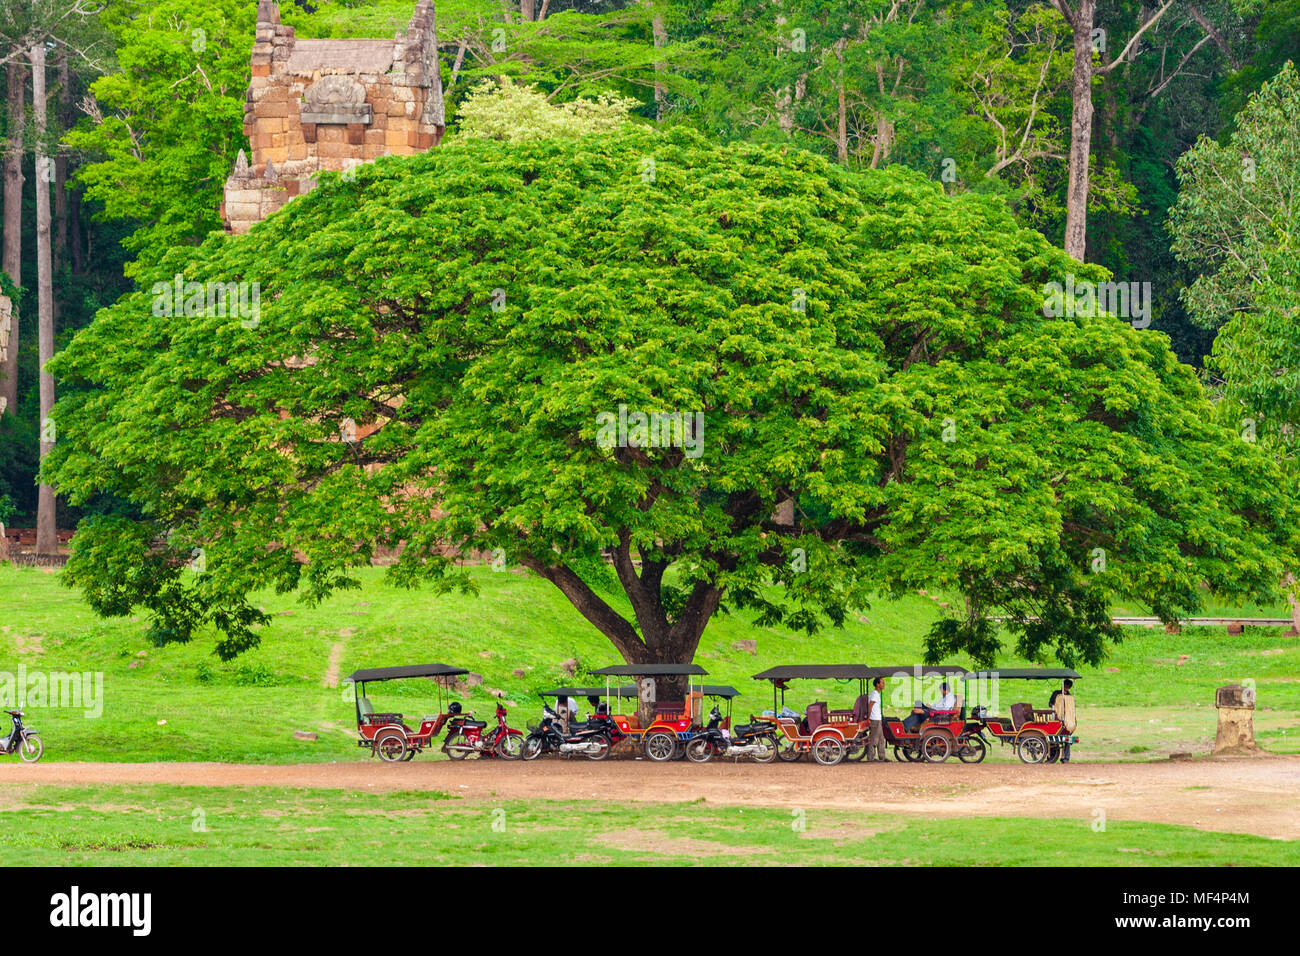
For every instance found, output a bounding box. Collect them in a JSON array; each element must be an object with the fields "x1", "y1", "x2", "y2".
[
  {"x1": 969, "y1": 668, "x2": 1081, "y2": 680},
  {"x1": 538, "y1": 686, "x2": 638, "y2": 698},
  {"x1": 752, "y1": 664, "x2": 872, "y2": 681},
  {"x1": 344, "y1": 663, "x2": 469, "y2": 684},
  {"x1": 590, "y1": 664, "x2": 708, "y2": 677}
]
